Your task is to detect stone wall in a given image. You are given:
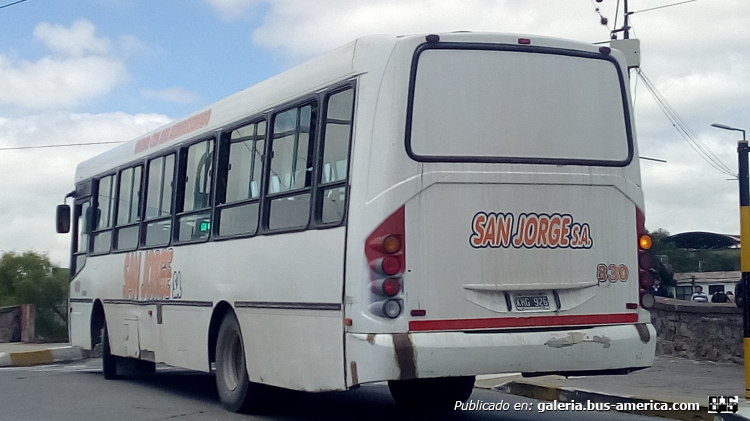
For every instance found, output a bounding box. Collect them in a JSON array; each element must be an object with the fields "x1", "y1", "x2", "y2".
[
  {"x1": 0, "y1": 306, "x2": 21, "y2": 343},
  {"x1": 650, "y1": 297, "x2": 743, "y2": 364}
]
